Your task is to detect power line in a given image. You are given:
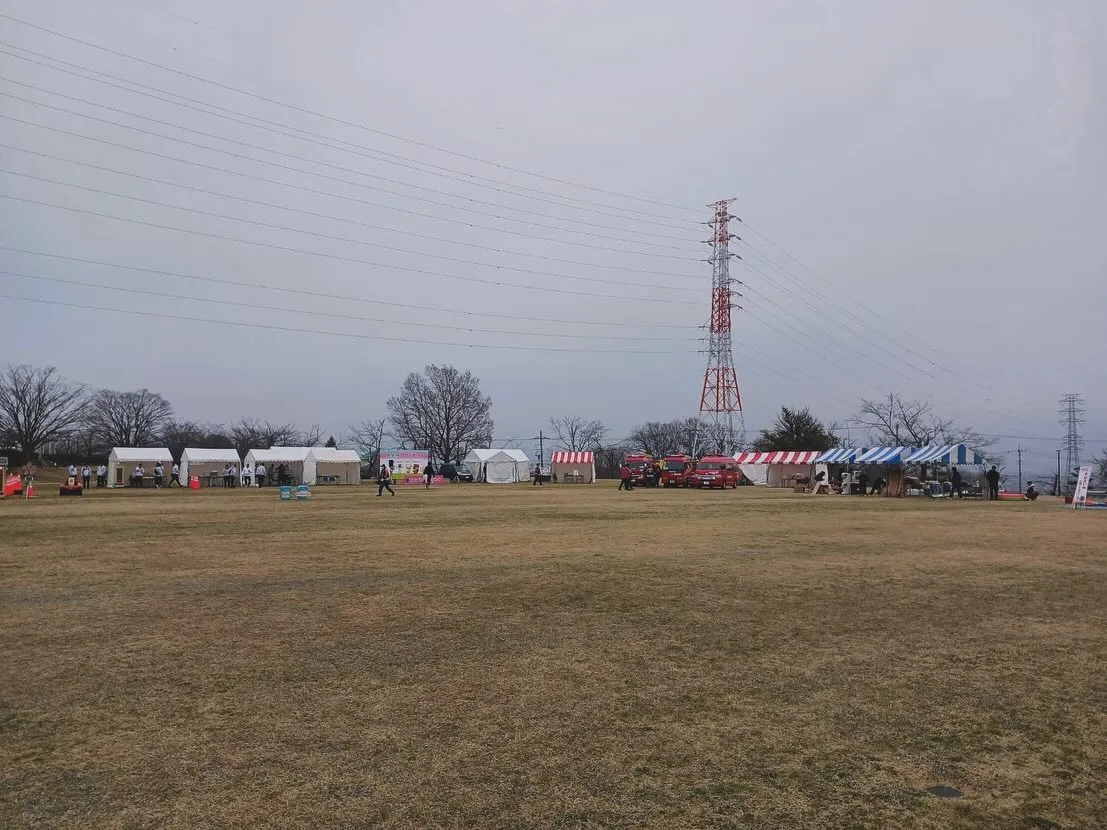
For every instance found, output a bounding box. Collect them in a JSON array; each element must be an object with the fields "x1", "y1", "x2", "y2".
[
  {"x1": 0, "y1": 270, "x2": 699, "y2": 342},
  {"x1": 0, "y1": 23, "x2": 703, "y2": 225},
  {"x1": 0, "y1": 294, "x2": 701, "y2": 355},
  {"x1": 0, "y1": 166, "x2": 703, "y2": 287},
  {"x1": 0, "y1": 83, "x2": 699, "y2": 243},
  {"x1": 0, "y1": 246, "x2": 699, "y2": 329},
  {"x1": 738, "y1": 219, "x2": 1002, "y2": 395},
  {"x1": 0, "y1": 109, "x2": 695, "y2": 255},
  {"x1": 0, "y1": 193, "x2": 701, "y2": 306}
]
